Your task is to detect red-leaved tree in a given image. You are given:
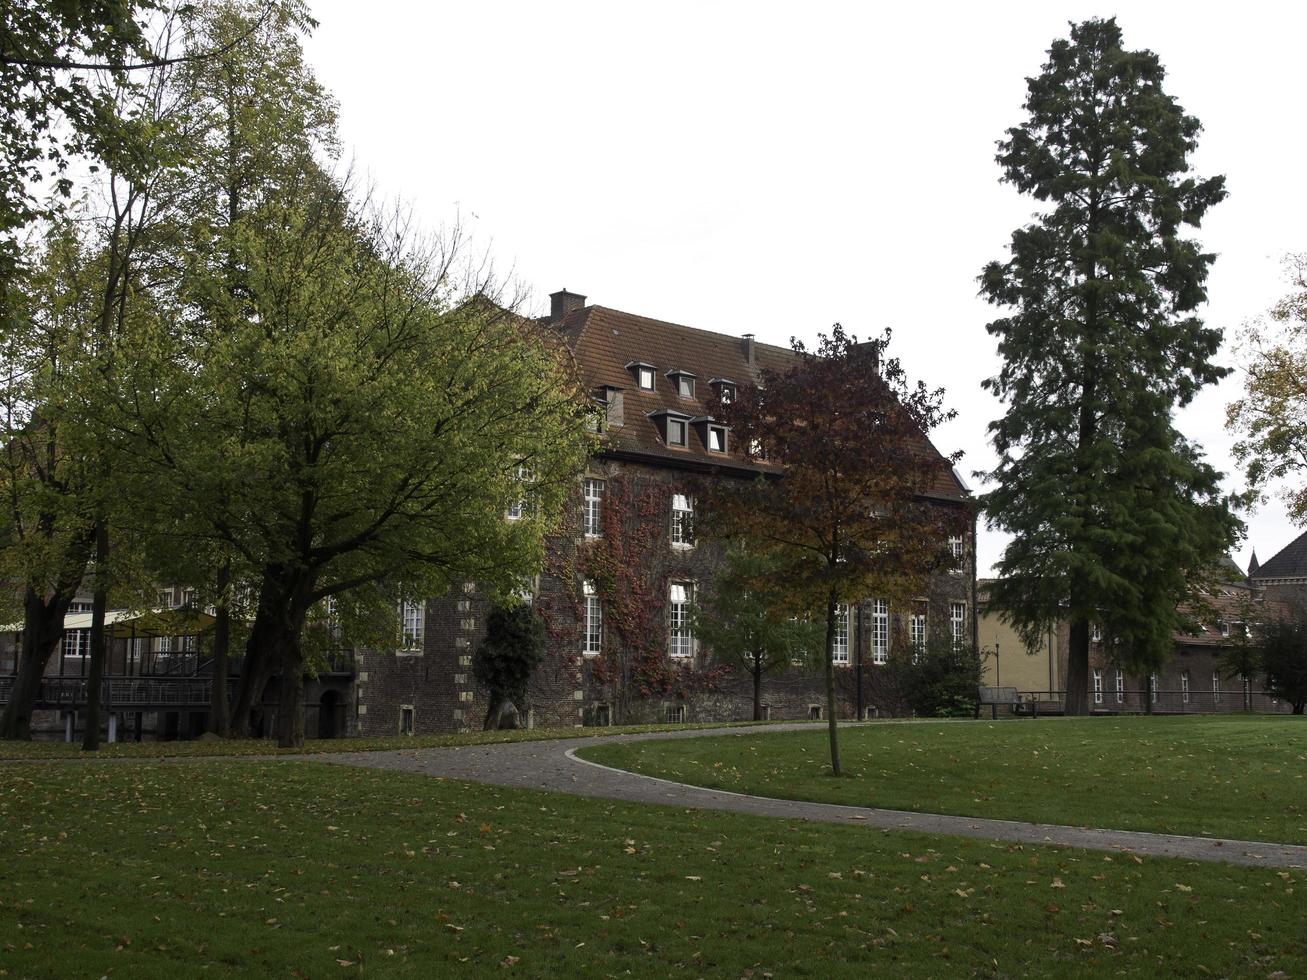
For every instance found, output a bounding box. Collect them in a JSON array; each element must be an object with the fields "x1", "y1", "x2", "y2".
[{"x1": 706, "y1": 325, "x2": 963, "y2": 775}]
